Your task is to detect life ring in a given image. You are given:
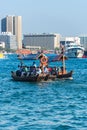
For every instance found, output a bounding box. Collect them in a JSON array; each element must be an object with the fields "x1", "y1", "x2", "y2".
[{"x1": 41, "y1": 56, "x2": 48, "y2": 64}]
